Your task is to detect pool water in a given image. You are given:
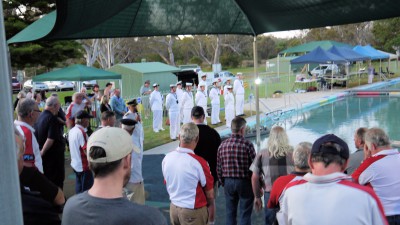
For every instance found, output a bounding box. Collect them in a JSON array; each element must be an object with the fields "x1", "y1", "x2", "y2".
[{"x1": 254, "y1": 96, "x2": 400, "y2": 153}]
